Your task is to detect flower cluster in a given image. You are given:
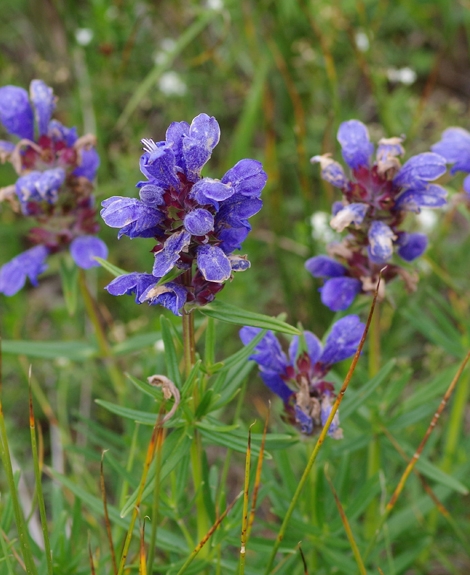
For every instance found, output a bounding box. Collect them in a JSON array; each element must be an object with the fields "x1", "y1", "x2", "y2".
[
  {"x1": 307, "y1": 120, "x2": 448, "y2": 311},
  {"x1": 102, "y1": 113, "x2": 266, "y2": 316},
  {"x1": 432, "y1": 127, "x2": 470, "y2": 193},
  {"x1": 0, "y1": 80, "x2": 107, "y2": 295},
  {"x1": 240, "y1": 316, "x2": 365, "y2": 438}
]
